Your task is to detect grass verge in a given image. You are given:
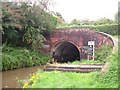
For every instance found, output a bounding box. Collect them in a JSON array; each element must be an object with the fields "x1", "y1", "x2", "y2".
[{"x1": 22, "y1": 51, "x2": 118, "y2": 88}]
